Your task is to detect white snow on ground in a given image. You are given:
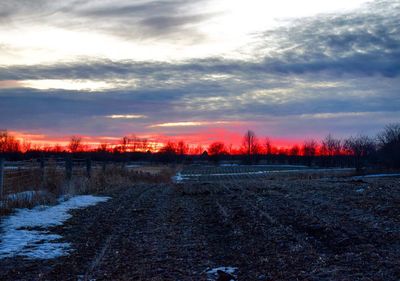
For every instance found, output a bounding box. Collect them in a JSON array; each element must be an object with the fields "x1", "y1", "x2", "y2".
[
  {"x1": 4, "y1": 166, "x2": 20, "y2": 170},
  {"x1": 206, "y1": 266, "x2": 238, "y2": 281},
  {"x1": 175, "y1": 168, "x2": 354, "y2": 181},
  {"x1": 125, "y1": 164, "x2": 142, "y2": 168},
  {"x1": 0, "y1": 195, "x2": 110, "y2": 259},
  {"x1": 172, "y1": 172, "x2": 192, "y2": 183},
  {"x1": 176, "y1": 171, "x2": 271, "y2": 179},
  {"x1": 353, "y1": 173, "x2": 400, "y2": 179},
  {"x1": 6, "y1": 190, "x2": 48, "y2": 202}
]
